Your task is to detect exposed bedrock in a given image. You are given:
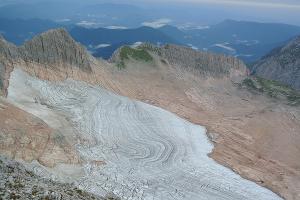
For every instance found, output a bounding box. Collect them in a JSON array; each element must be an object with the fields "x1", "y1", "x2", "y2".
[
  {"x1": 18, "y1": 28, "x2": 92, "y2": 72},
  {"x1": 0, "y1": 98, "x2": 80, "y2": 168},
  {"x1": 0, "y1": 29, "x2": 93, "y2": 95},
  {"x1": 0, "y1": 35, "x2": 17, "y2": 96}
]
